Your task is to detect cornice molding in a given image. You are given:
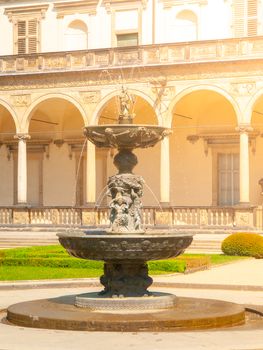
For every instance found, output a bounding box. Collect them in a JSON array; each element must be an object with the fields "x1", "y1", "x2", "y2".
[
  {"x1": 4, "y1": 4, "x2": 49, "y2": 21},
  {"x1": 159, "y1": 0, "x2": 207, "y2": 9},
  {"x1": 53, "y1": 0, "x2": 99, "y2": 18},
  {"x1": 103, "y1": 0, "x2": 147, "y2": 14}
]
